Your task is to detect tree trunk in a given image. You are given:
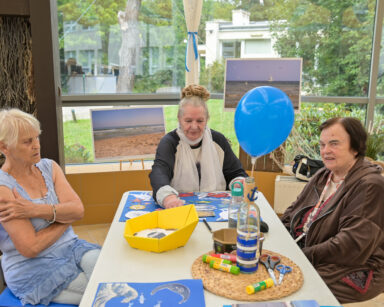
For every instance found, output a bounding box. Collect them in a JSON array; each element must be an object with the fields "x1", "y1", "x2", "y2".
[{"x1": 117, "y1": 0, "x2": 141, "y2": 93}]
